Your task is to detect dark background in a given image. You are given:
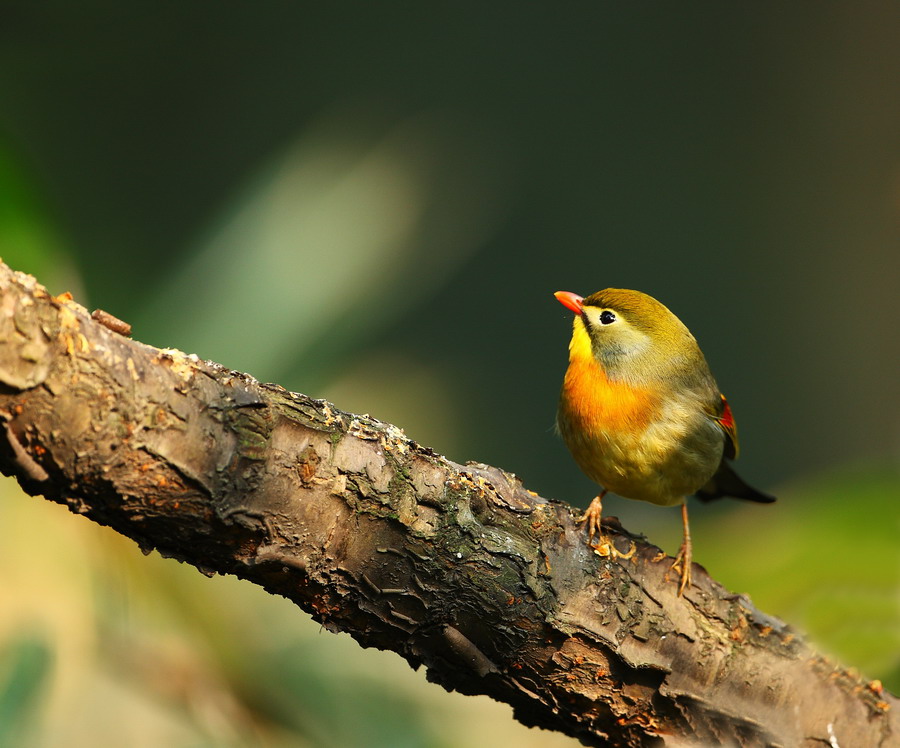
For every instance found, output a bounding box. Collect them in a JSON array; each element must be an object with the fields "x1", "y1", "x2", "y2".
[{"x1": 0, "y1": 4, "x2": 897, "y2": 746}]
